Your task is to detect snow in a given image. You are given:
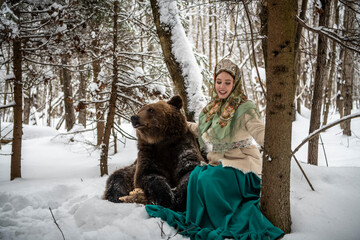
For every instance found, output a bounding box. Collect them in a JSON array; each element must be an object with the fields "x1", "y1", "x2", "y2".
[
  {"x1": 56, "y1": 24, "x2": 67, "y2": 33},
  {"x1": 157, "y1": 0, "x2": 206, "y2": 120},
  {"x1": 4, "y1": 74, "x2": 15, "y2": 81},
  {"x1": 1, "y1": 108, "x2": 360, "y2": 240},
  {"x1": 251, "y1": 67, "x2": 266, "y2": 83}
]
